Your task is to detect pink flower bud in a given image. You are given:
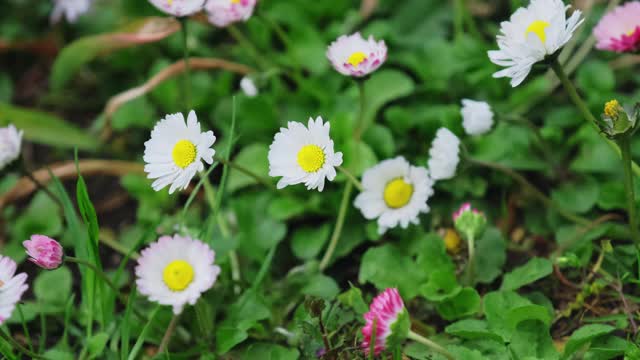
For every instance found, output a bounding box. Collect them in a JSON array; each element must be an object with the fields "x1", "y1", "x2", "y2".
[
  {"x1": 362, "y1": 288, "x2": 410, "y2": 356},
  {"x1": 23, "y1": 235, "x2": 63, "y2": 270}
]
